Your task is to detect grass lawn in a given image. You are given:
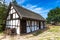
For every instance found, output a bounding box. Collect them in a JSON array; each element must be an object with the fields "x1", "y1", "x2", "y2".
[
  {"x1": 0, "y1": 25, "x2": 60, "y2": 40},
  {"x1": 48, "y1": 26, "x2": 60, "y2": 32},
  {"x1": 39, "y1": 26, "x2": 60, "y2": 40}
]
